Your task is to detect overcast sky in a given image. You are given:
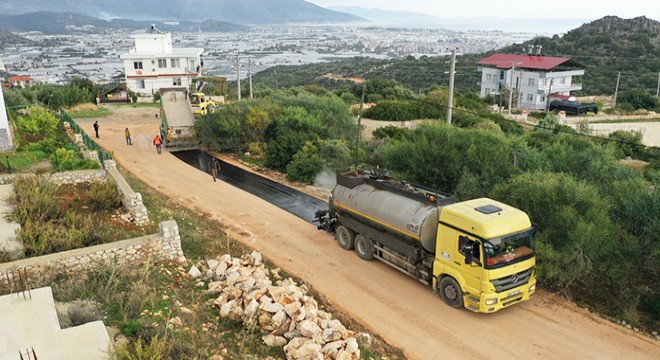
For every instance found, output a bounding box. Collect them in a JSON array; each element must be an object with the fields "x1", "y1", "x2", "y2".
[{"x1": 306, "y1": 0, "x2": 658, "y2": 20}]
